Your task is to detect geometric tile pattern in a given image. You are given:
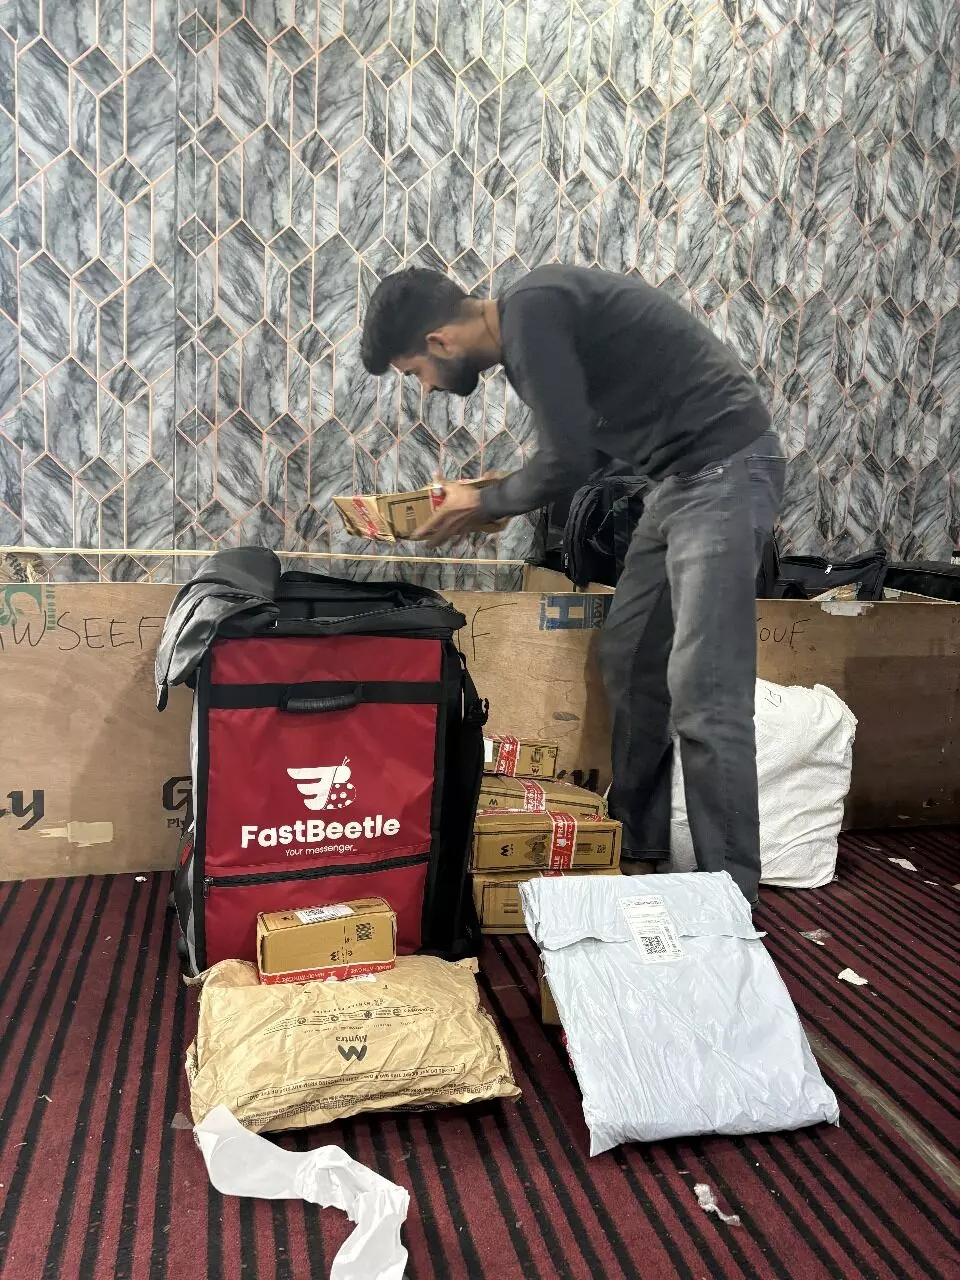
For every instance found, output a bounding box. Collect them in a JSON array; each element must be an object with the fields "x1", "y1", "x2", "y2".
[
  {"x1": 0, "y1": 0, "x2": 957, "y2": 586},
  {"x1": 0, "y1": 0, "x2": 178, "y2": 568}
]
